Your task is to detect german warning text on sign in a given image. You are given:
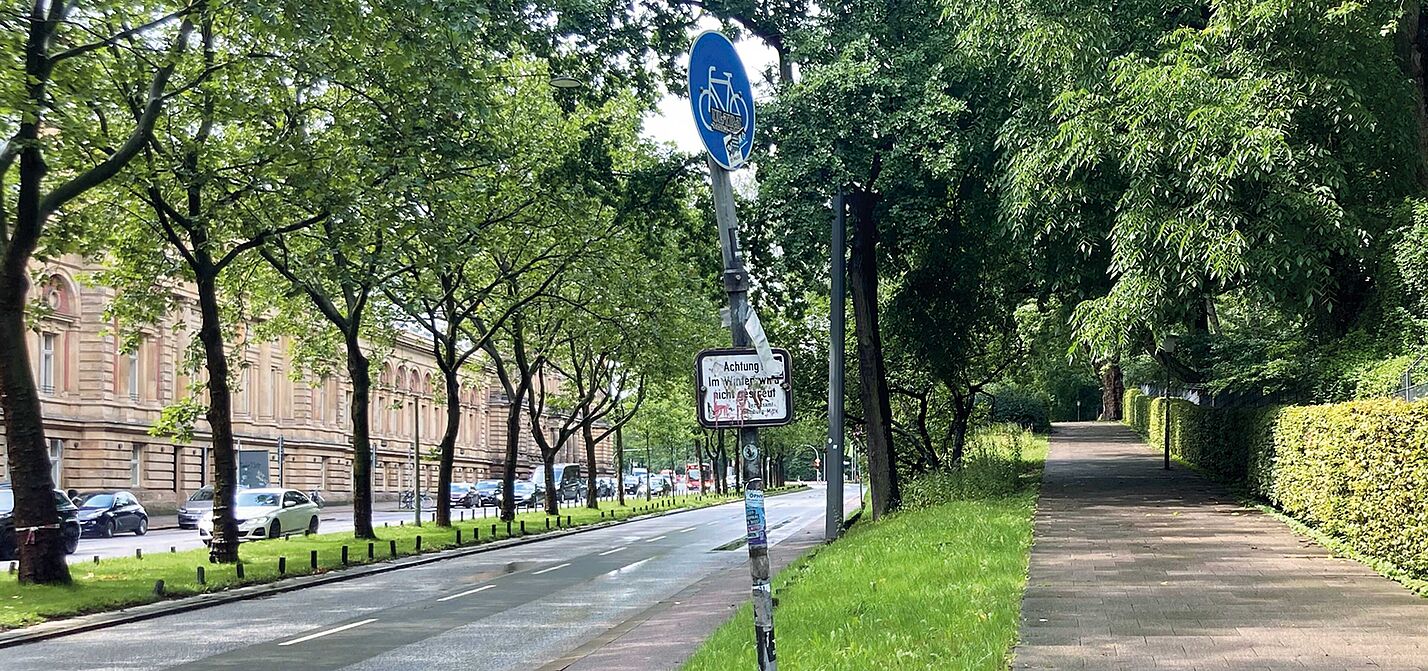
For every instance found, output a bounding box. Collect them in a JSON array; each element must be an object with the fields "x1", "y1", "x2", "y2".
[{"x1": 695, "y1": 348, "x2": 793, "y2": 428}]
